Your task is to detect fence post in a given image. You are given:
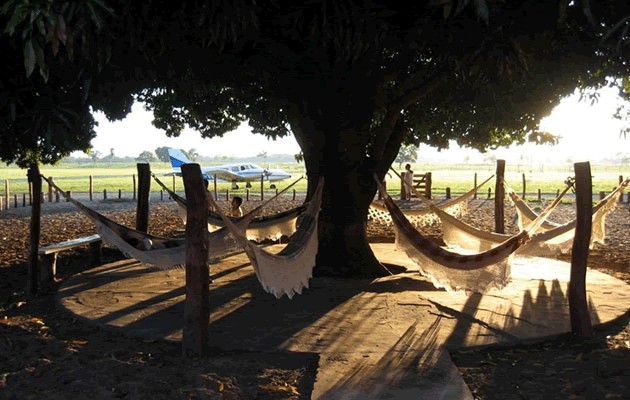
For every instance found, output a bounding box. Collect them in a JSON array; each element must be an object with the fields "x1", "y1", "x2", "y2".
[
  {"x1": 537, "y1": 189, "x2": 542, "y2": 202},
  {"x1": 445, "y1": 187, "x2": 451, "y2": 199},
  {"x1": 425, "y1": 172, "x2": 432, "y2": 199},
  {"x1": 133, "y1": 174, "x2": 137, "y2": 200},
  {"x1": 473, "y1": 173, "x2": 477, "y2": 200},
  {"x1": 103, "y1": 189, "x2": 107, "y2": 200},
  {"x1": 260, "y1": 175, "x2": 264, "y2": 201},
  {"x1": 89, "y1": 175, "x2": 93, "y2": 201},
  {"x1": 246, "y1": 189, "x2": 250, "y2": 201},
  {"x1": 521, "y1": 173, "x2": 526, "y2": 199}
]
